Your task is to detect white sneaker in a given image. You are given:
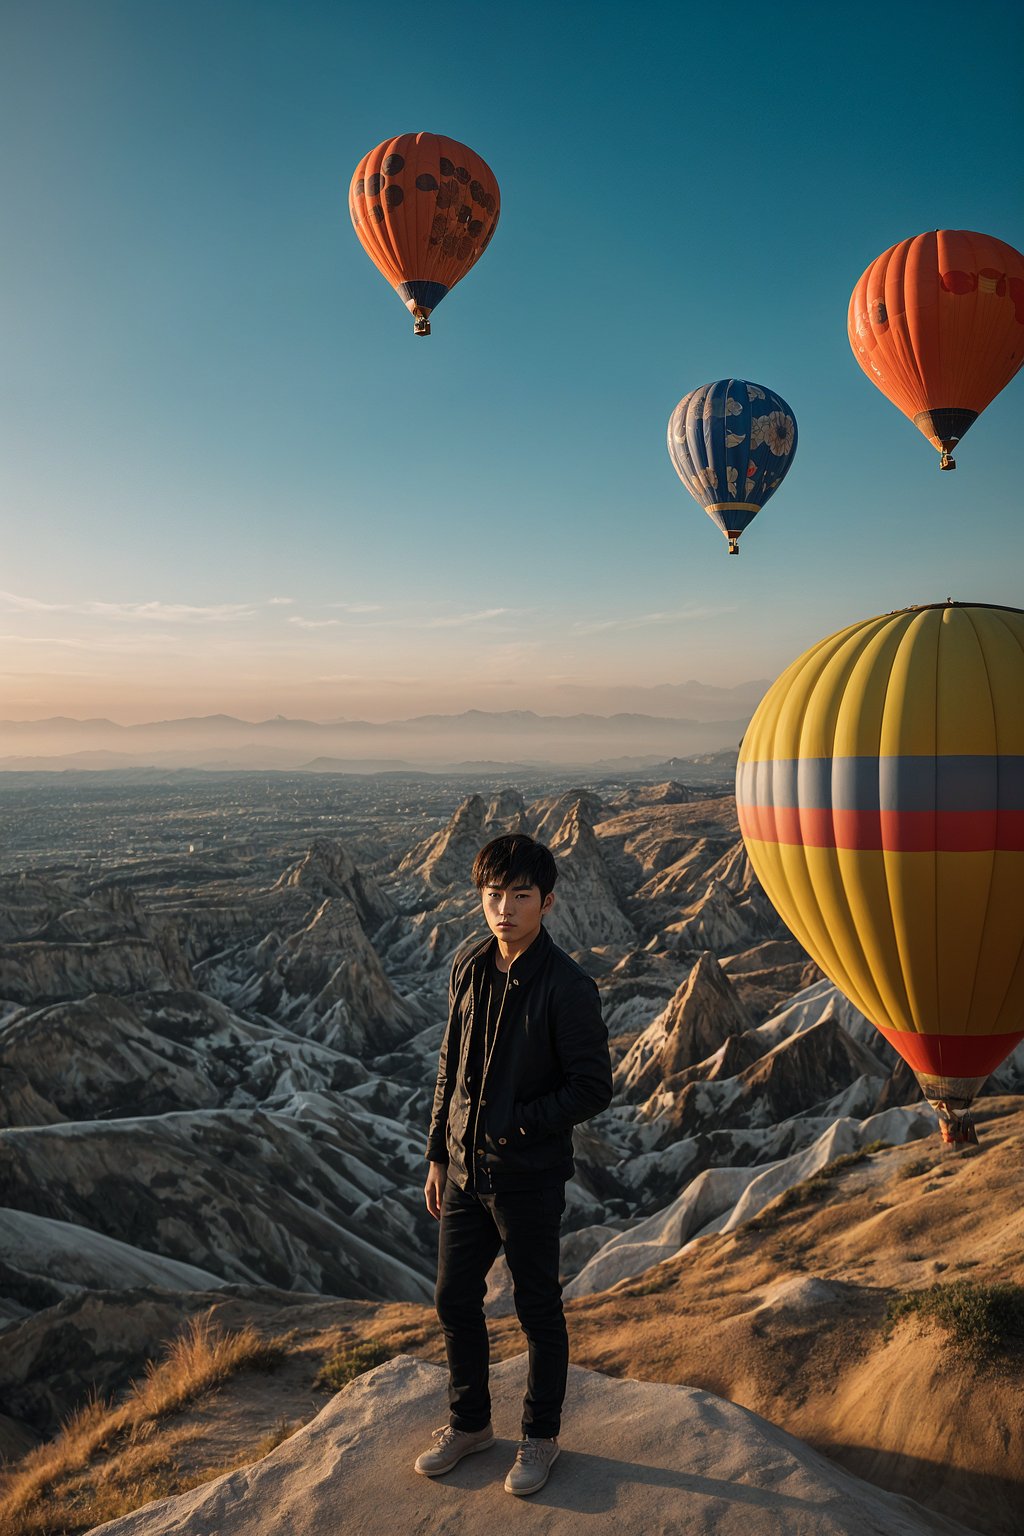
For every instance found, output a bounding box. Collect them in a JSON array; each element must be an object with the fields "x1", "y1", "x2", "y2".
[
  {"x1": 414, "y1": 1423, "x2": 495, "y2": 1476},
  {"x1": 504, "y1": 1436, "x2": 560, "y2": 1495}
]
